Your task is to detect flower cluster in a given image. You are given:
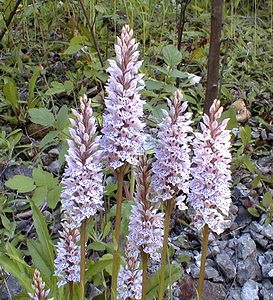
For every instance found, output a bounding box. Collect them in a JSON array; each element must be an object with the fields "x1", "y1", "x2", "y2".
[
  {"x1": 61, "y1": 94, "x2": 103, "y2": 229},
  {"x1": 28, "y1": 269, "x2": 51, "y2": 300},
  {"x1": 152, "y1": 89, "x2": 192, "y2": 209},
  {"x1": 128, "y1": 155, "x2": 164, "y2": 261},
  {"x1": 55, "y1": 94, "x2": 103, "y2": 286},
  {"x1": 101, "y1": 25, "x2": 146, "y2": 169},
  {"x1": 54, "y1": 220, "x2": 81, "y2": 287},
  {"x1": 188, "y1": 99, "x2": 232, "y2": 235},
  {"x1": 118, "y1": 156, "x2": 164, "y2": 299},
  {"x1": 117, "y1": 240, "x2": 142, "y2": 300}
]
